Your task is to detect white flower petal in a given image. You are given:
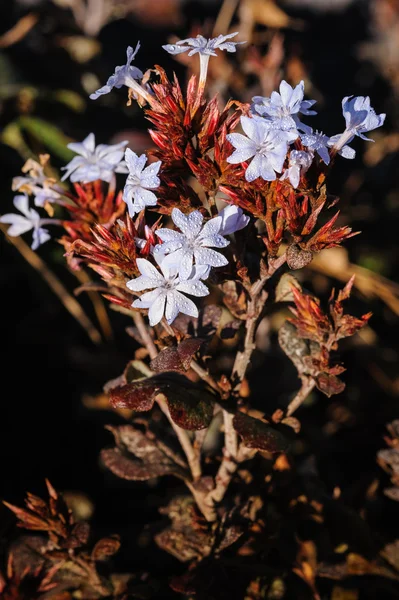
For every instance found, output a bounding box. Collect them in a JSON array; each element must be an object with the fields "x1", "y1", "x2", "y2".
[
  {"x1": 0, "y1": 214, "x2": 32, "y2": 236},
  {"x1": 194, "y1": 247, "x2": 228, "y2": 268},
  {"x1": 136, "y1": 258, "x2": 165, "y2": 281},
  {"x1": 173, "y1": 291, "x2": 198, "y2": 319},
  {"x1": 176, "y1": 279, "x2": 209, "y2": 297},
  {"x1": 13, "y1": 194, "x2": 30, "y2": 217},
  {"x1": 171, "y1": 208, "x2": 203, "y2": 238},
  {"x1": 148, "y1": 292, "x2": 167, "y2": 326}
]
